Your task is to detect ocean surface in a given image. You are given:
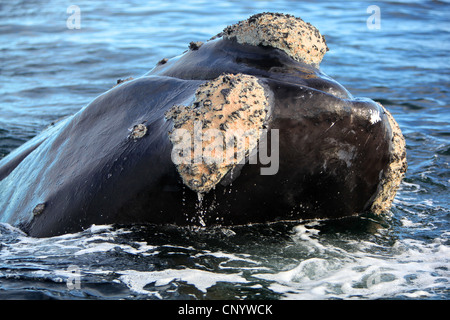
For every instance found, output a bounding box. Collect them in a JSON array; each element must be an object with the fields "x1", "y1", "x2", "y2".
[{"x1": 0, "y1": 0, "x2": 448, "y2": 300}]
